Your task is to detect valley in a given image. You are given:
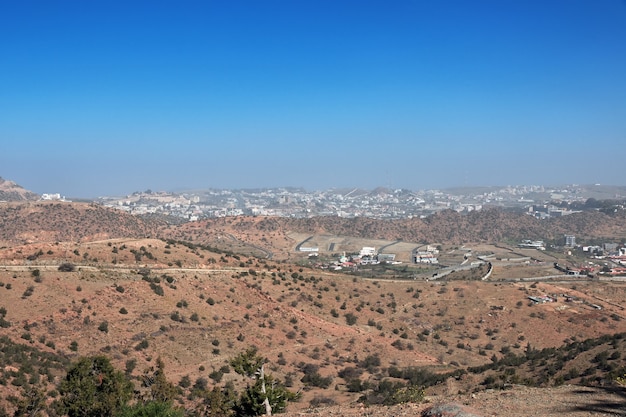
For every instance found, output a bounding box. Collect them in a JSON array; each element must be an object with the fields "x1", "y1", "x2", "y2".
[{"x1": 0, "y1": 201, "x2": 625, "y2": 416}]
